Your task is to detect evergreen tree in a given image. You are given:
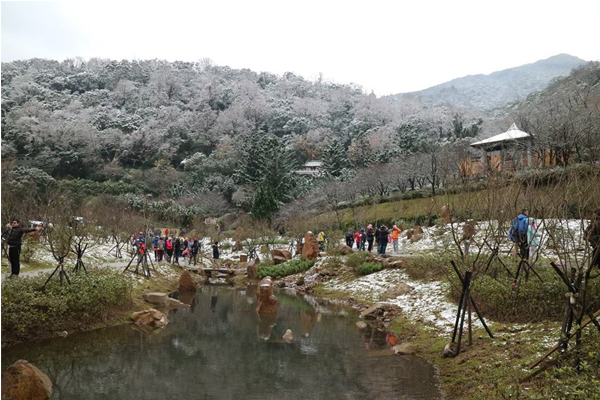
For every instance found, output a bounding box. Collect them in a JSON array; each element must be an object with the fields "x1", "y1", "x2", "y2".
[{"x1": 321, "y1": 140, "x2": 347, "y2": 178}]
